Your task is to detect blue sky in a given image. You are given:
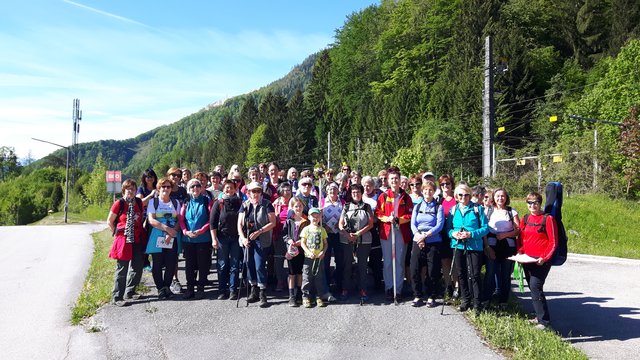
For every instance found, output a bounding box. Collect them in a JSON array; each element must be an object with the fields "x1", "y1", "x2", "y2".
[{"x1": 0, "y1": 0, "x2": 377, "y2": 160}]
